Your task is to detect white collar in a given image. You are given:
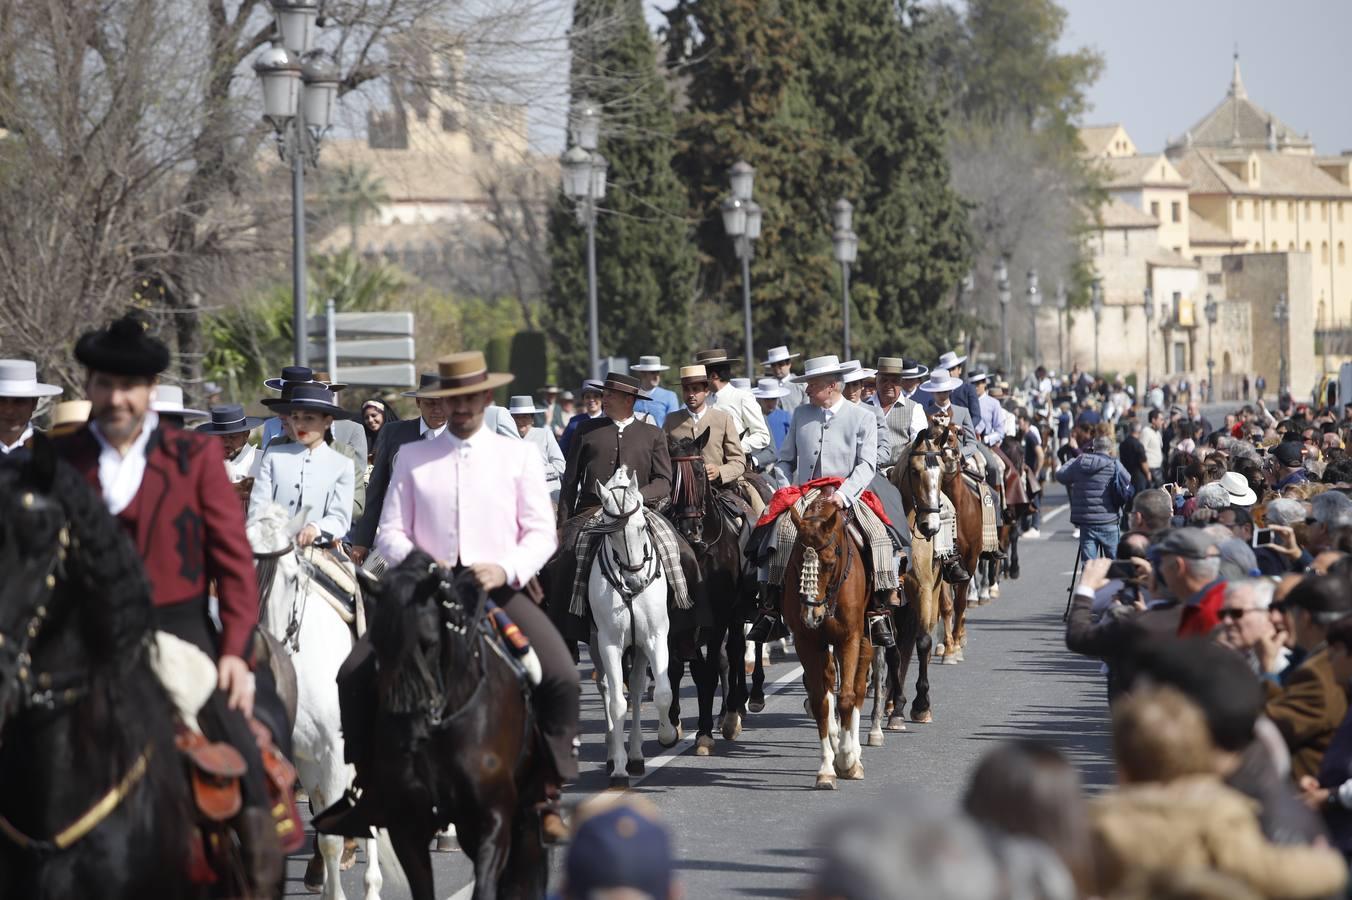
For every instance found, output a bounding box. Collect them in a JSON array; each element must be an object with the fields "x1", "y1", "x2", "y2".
[
  {"x1": 419, "y1": 417, "x2": 448, "y2": 439},
  {"x1": 688, "y1": 405, "x2": 707, "y2": 423},
  {"x1": 613, "y1": 415, "x2": 636, "y2": 431},
  {"x1": 1, "y1": 423, "x2": 34, "y2": 454},
  {"x1": 446, "y1": 423, "x2": 487, "y2": 450},
  {"x1": 89, "y1": 411, "x2": 159, "y2": 515},
  {"x1": 823, "y1": 396, "x2": 846, "y2": 418}
]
